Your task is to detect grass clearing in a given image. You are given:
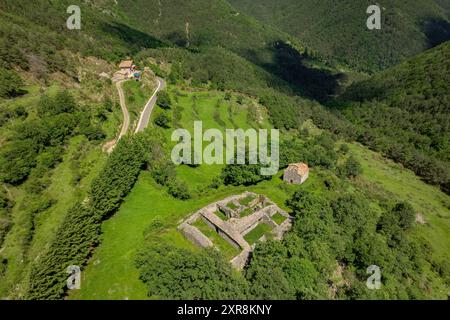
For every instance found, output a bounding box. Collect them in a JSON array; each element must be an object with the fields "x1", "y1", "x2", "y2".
[
  {"x1": 239, "y1": 208, "x2": 254, "y2": 218},
  {"x1": 192, "y1": 219, "x2": 240, "y2": 260},
  {"x1": 239, "y1": 195, "x2": 255, "y2": 206},
  {"x1": 349, "y1": 142, "x2": 450, "y2": 262},
  {"x1": 271, "y1": 212, "x2": 287, "y2": 225},
  {"x1": 244, "y1": 222, "x2": 273, "y2": 245},
  {"x1": 227, "y1": 202, "x2": 238, "y2": 210}
]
